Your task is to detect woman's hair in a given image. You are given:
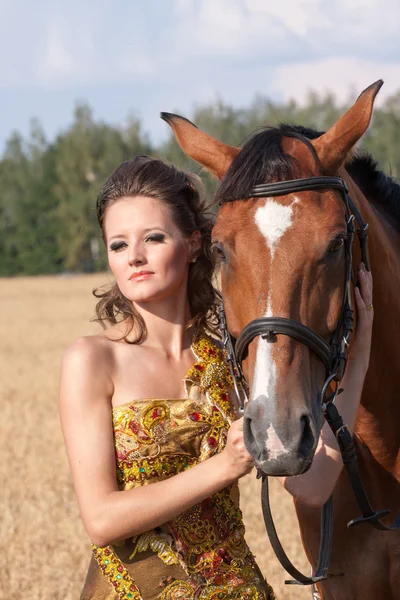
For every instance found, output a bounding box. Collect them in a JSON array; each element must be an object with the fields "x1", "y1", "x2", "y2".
[{"x1": 93, "y1": 155, "x2": 220, "y2": 343}]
